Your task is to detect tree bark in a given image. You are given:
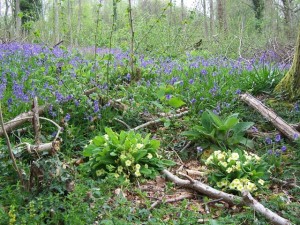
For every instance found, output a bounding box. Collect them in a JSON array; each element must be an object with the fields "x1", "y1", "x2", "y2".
[
  {"x1": 281, "y1": 0, "x2": 292, "y2": 39},
  {"x1": 274, "y1": 28, "x2": 300, "y2": 100},
  {"x1": 209, "y1": 0, "x2": 214, "y2": 36},
  {"x1": 15, "y1": 0, "x2": 22, "y2": 40},
  {"x1": 202, "y1": 0, "x2": 209, "y2": 38},
  {"x1": 217, "y1": 0, "x2": 227, "y2": 33}
]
